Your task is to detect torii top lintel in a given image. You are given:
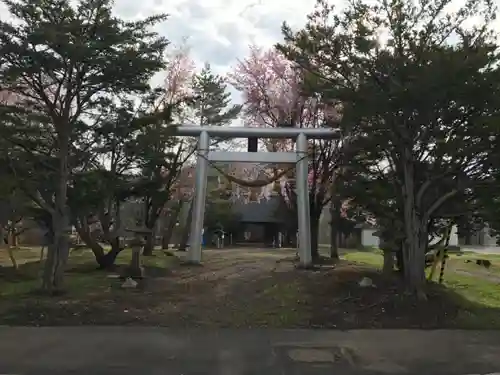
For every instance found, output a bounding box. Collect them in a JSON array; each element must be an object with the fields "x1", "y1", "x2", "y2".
[{"x1": 174, "y1": 125, "x2": 341, "y2": 140}]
